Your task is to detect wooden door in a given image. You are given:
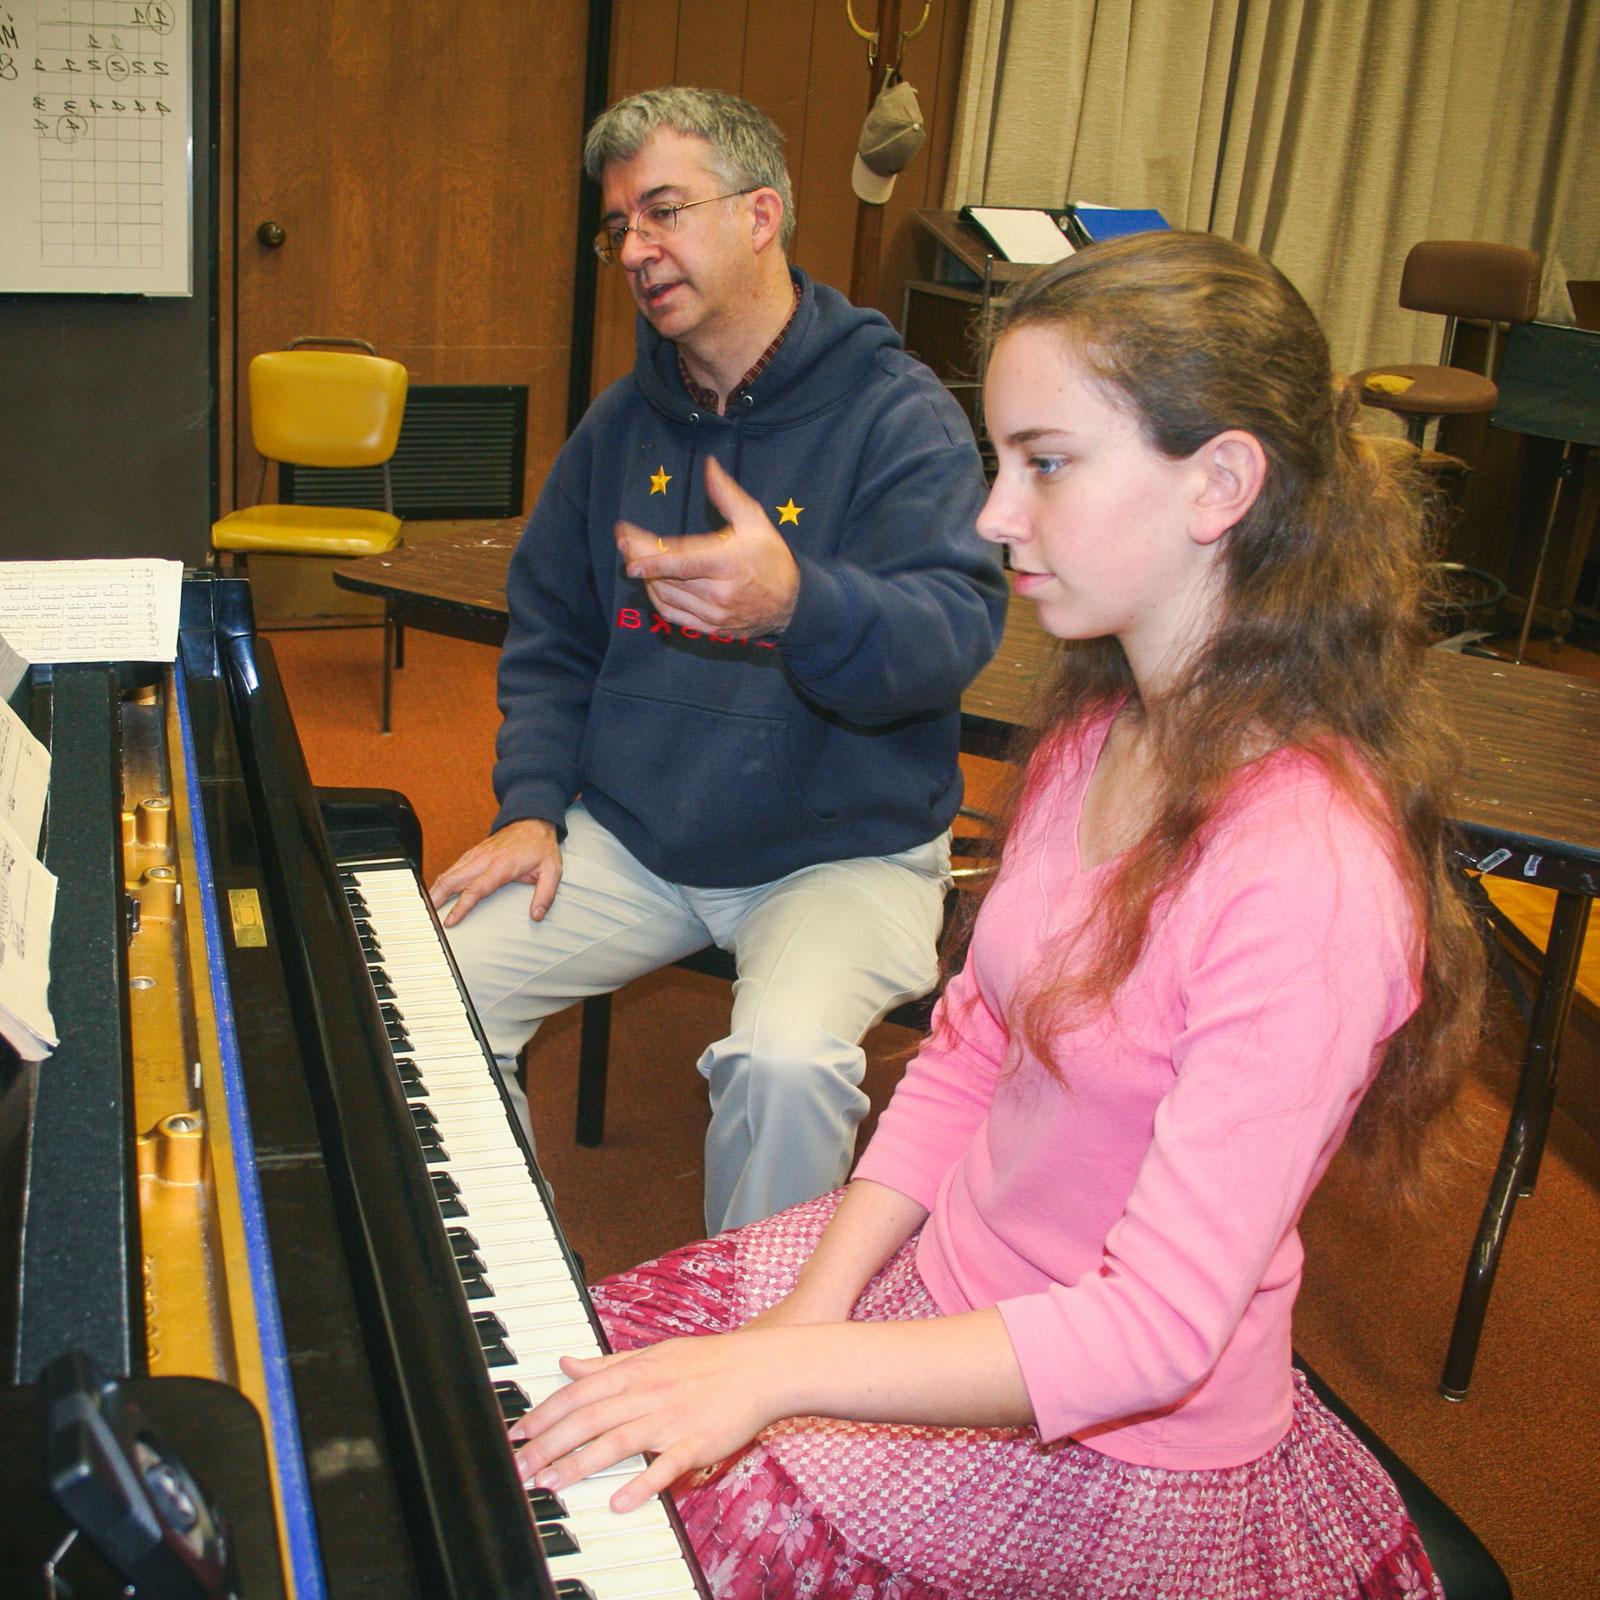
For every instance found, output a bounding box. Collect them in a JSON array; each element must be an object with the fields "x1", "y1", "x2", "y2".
[{"x1": 232, "y1": 0, "x2": 588, "y2": 529}]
